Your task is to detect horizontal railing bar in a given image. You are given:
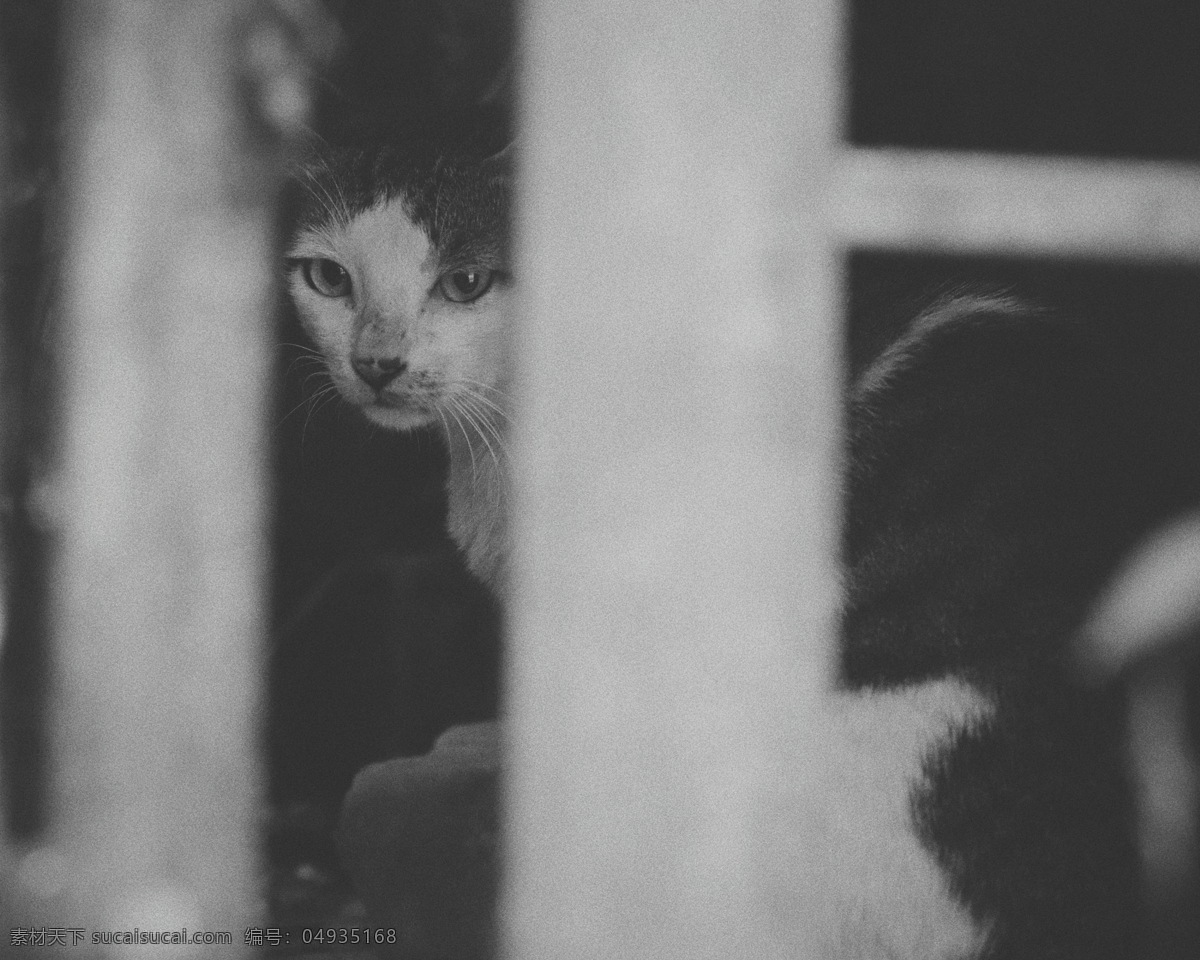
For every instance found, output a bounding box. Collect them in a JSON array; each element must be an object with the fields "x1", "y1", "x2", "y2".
[{"x1": 828, "y1": 147, "x2": 1200, "y2": 262}]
